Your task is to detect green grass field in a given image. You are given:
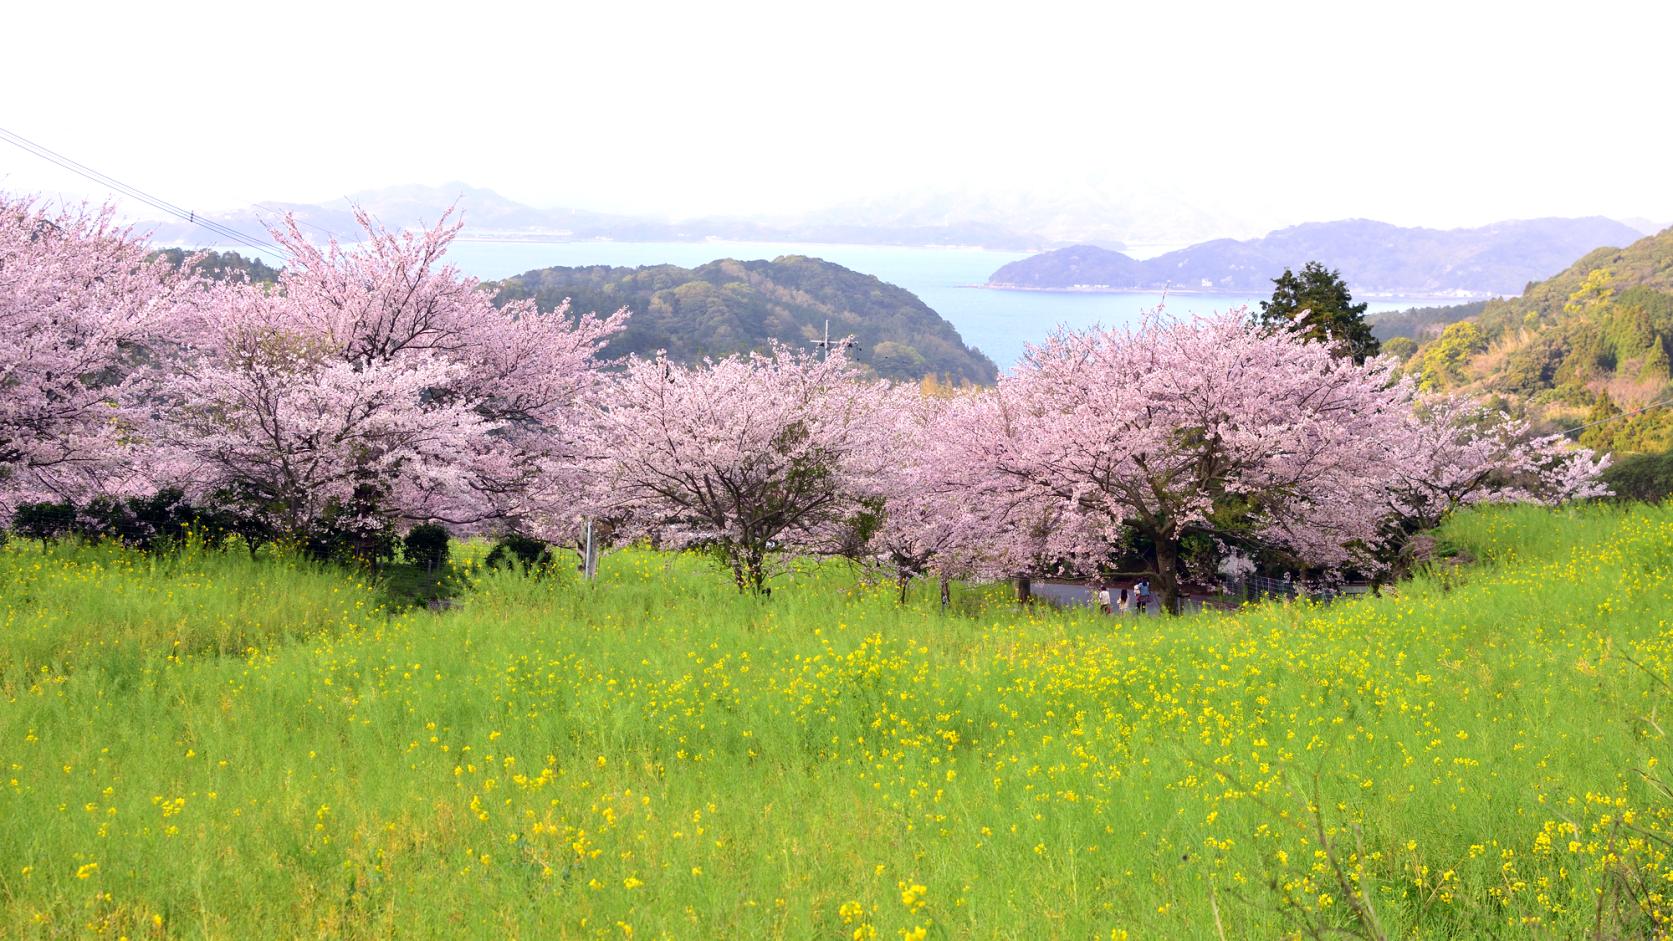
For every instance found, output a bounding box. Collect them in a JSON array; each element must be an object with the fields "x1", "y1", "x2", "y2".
[{"x1": 3, "y1": 504, "x2": 1673, "y2": 938}]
